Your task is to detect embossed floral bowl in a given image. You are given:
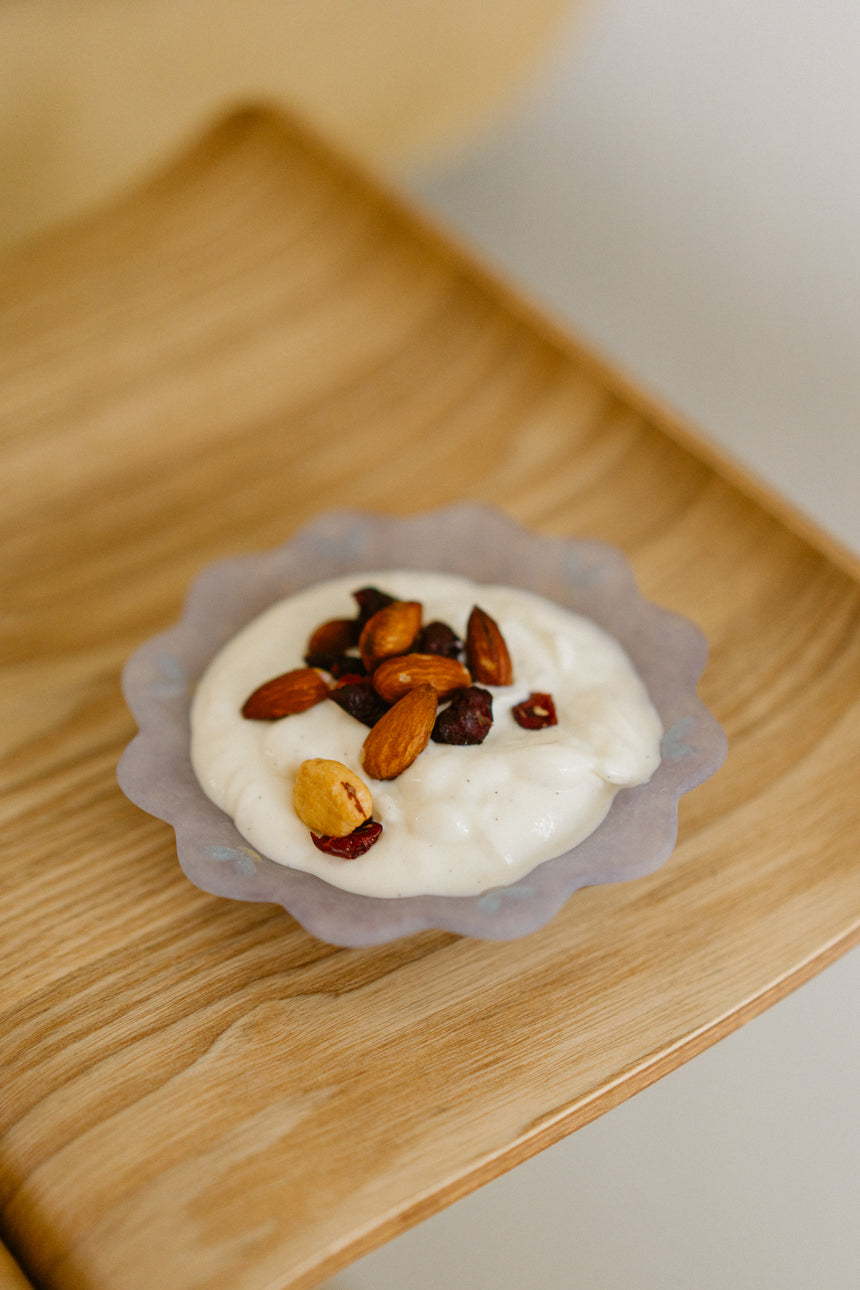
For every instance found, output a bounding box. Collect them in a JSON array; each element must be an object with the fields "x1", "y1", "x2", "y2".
[{"x1": 118, "y1": 505, "x2": 726, "y2": 945}]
